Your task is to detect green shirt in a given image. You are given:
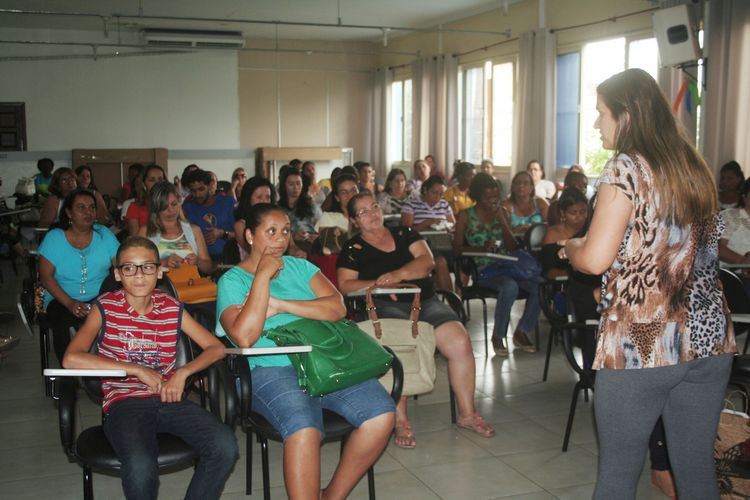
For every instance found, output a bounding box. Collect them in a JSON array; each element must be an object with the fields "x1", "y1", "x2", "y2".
[{"x1": 216, "y1": 256, "x2": 319, "y2": 368}]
